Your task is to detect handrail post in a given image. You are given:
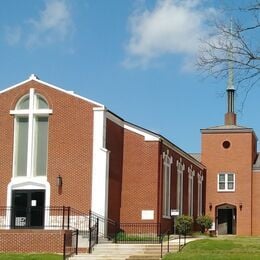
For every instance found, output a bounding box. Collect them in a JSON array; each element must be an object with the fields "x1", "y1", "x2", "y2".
[
  {"x1": 160, "y1": 236, "x2": 163, "y2": 258},
  {"x1": 114, "y1": 221, "x2": 117, "y2": 243},
  {"x1": 167, "y1": 231, "x2": 170, "y2": 253},
  {"x1": 63, "y1": 232, "x2": 66, "y2": 260},
  {"x1": 67, "y1": 207, "x2": 70, "y2": 230},
  {"x1": 75, "y1": 229, "x2": 79, "y2": 255},
  {"x1": 96, "y1": 218, "x2": 99, "y2": 244},
  {"x1": 89, "y1": 226, "x2": 92, "y2": 253},
  {"x1": 179, "y1": 233, "x2": 181, "y2": 251}
]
